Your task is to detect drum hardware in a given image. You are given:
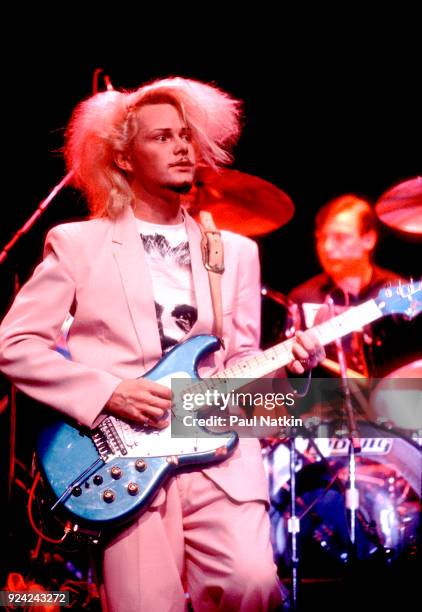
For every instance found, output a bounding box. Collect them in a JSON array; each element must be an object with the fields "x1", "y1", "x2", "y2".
[
  {"x1": 263, "y1": 419, "x2": 421, "y2": 564},
  {"x1": 261, "y1": 355, "x2": 421, "y2": 608},
  {"x1": 320, "y1": 295, "x2": 361, "y2": 567},
  {"x1": 261, "y1": 286, "x2": 300, "y2": 339},
  {"x1": 287, "y1": 435, "x2": 301, "y2": 610}
]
